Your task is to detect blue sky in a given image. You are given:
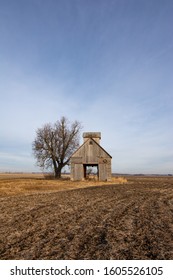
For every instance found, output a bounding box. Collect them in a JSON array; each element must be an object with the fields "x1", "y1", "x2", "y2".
[{"x1": 0, "y1": 0, "x2": 173, "y2": 174}]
